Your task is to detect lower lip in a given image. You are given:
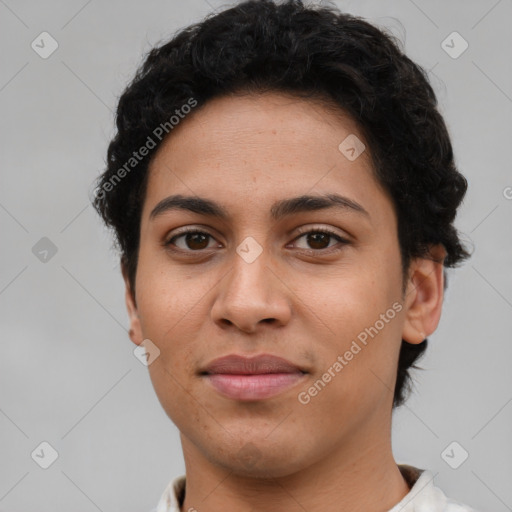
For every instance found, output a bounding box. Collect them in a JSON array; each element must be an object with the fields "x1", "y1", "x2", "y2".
[{"x1": 204, "y1": 373, "x2": 306, "y2": 401}]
